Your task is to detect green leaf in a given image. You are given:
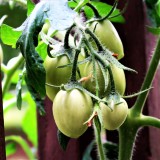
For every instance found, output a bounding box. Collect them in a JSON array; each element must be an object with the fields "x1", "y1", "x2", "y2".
[
  {"x1": 82, "y1": 140, "x2": 95, "y2": 160},
  {"x1": 25, "y1": 75, "x2": 45, "y2": 115},
  {"x1": 27, "y1": 0, "x2": 35, "y2": 16},
  {"x1": 103, "y1": 141, "x2": 118, "y2": 160},
  {"x1": 86, "y1": 2, "x2": 125, "y2": 23},
  {"x1": 6, "y1": 142, "x2": 17, "y2": 157},
  {"x1": 57, "y1": 130, "x2": 70, "y2": 151},
  {"x1": 145, "y1": 0, "x2": 160, "y2": 27},
  {"x1": 147, "y1": 25, "x2": 160, "y2": 35},
  {"x1": 36, "y1": 41, "x2": 47, "y2": 60},
  {"x1": 22, "y1": 93, "x2": 37, "y2": 146},
  {"x1": 0, "y1": 24, "x2": 21, "y2": 48},
  {"x1": 16, "y1": 0, "x2": 76, "y2": 101}
]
